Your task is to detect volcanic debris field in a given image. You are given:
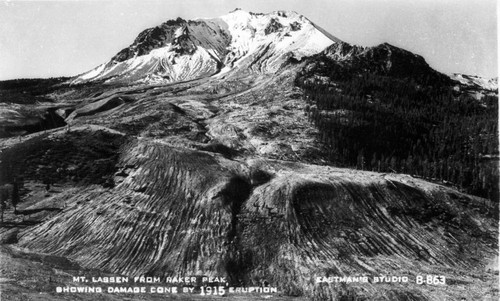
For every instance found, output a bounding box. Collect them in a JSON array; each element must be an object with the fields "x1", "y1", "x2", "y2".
[{"x1": 0, "y1": 9, "x2": 499, "y2": 301}]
